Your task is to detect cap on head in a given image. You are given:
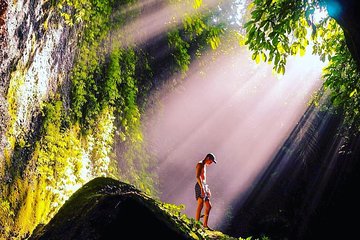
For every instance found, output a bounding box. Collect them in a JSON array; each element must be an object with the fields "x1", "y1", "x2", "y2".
[{"x1": 206, "y1": 153, "x2": 217, "y2": 164}]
